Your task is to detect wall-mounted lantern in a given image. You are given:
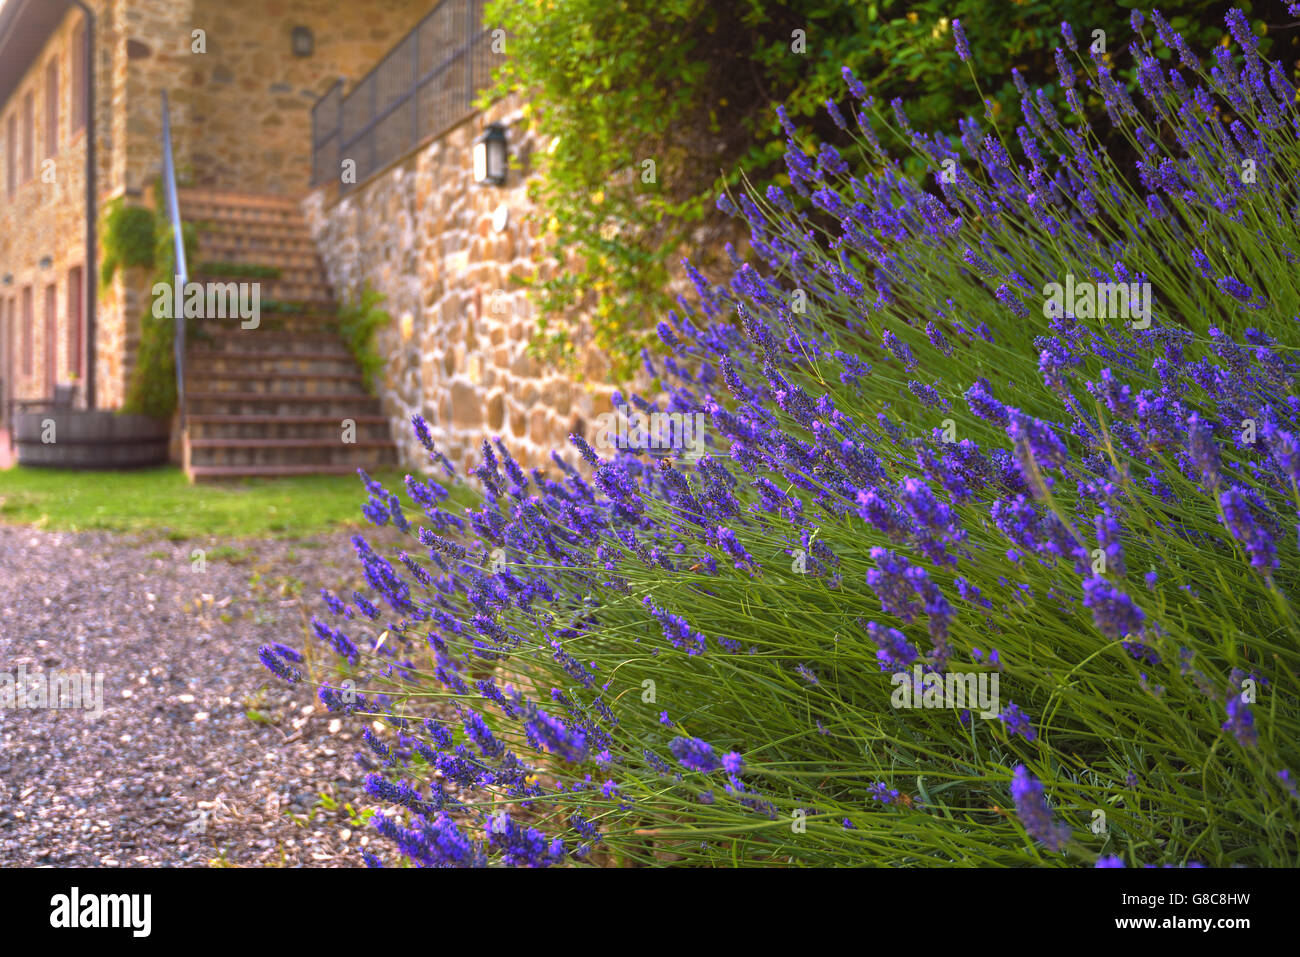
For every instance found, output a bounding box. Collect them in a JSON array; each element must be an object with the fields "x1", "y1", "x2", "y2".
[
  {"x1": 39, "y1": 256, "x2": 53, "y2": 270},
  {"x1": 2, "y1": 274, "x2": 12, "y2": 285},
  {"x1": 473, "y1": 124, "x2": 507, "y2": 186},
  {"x1": 292, "y1": 26, "x2": 314, "y2": 57}
]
